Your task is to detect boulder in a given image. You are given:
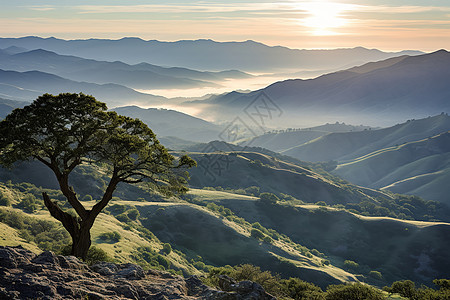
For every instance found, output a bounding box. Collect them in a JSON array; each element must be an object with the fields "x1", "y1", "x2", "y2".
[{"x1": 0, "y1": 246, "x2": 275, "y2": 299}]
